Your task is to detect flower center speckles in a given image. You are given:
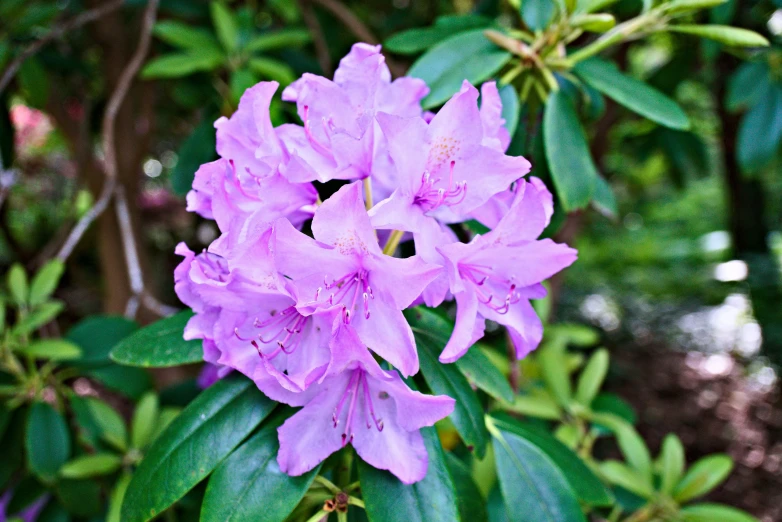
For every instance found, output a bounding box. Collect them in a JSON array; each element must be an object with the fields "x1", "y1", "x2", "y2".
[
  {"x1": 311, "y1": 270, "x2": 374, "y2": 323},
  {"x1": 234, "y1": 306, "x2": 310, "y2": 359},
  {"x1": 459, "y1": 263, "x2": 521, "y2": 315},
  {"x1": 334, "y1": 231, "x2": 369, "y2": 255},
  {"x1": 413, "y1": 160, "x2": 467, "y2": 213},
  {"x1": 332, "y1": 369, "x2": 384, "y2": 446}
]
